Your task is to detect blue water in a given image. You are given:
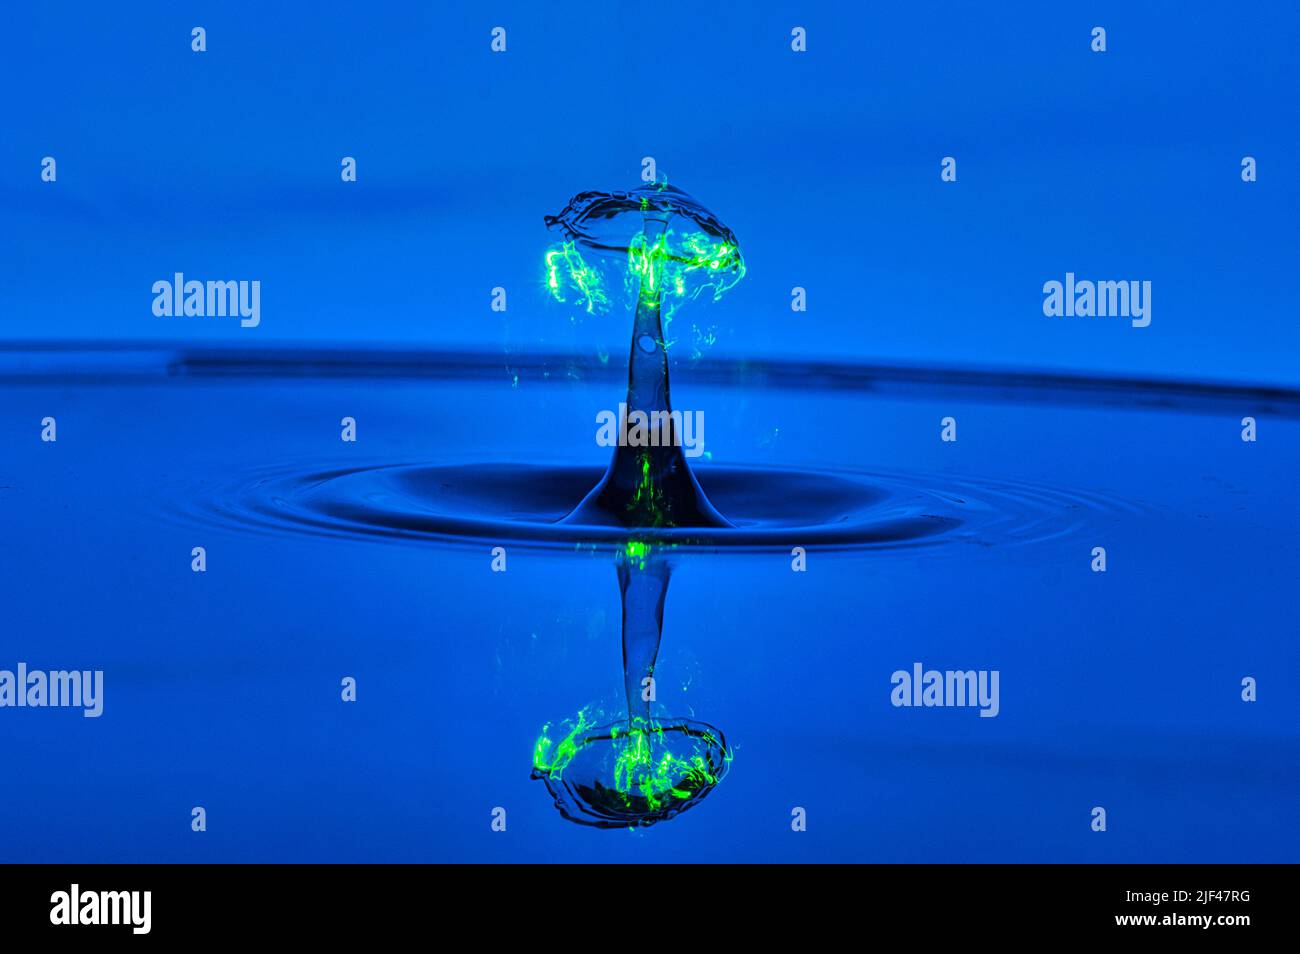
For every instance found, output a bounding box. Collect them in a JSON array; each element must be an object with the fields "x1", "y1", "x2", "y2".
[{"x1": 1, "y1": 346, "x2": 1296, "y2": 861}]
